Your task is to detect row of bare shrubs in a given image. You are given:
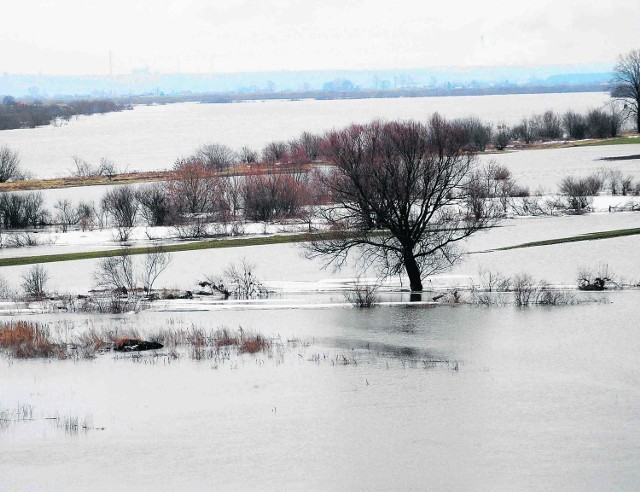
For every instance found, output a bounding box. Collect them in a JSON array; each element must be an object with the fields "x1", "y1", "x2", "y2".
[
  {"x1": 183, "y1": 106, "x2": 626, "y2": 168},
  {"x1": 29, "y1": 161, "x2": 326, "y2": 241},
  {"x1": 495, "y1": 107, "x2": 625, "y2": 149},
  {"x1": 469, "y1": 266, "x2": 619, "y2": 306}
]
